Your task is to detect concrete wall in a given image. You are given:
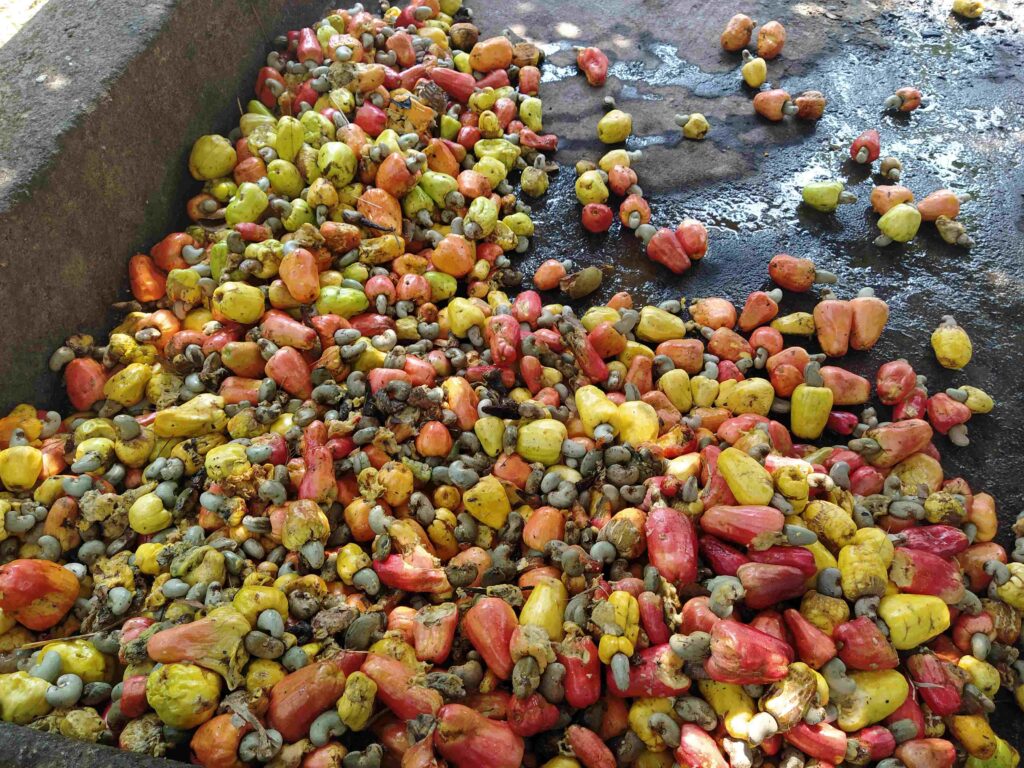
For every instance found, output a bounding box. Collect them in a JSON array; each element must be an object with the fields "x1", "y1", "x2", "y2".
[
  {"x1": 0, "y1": 0, "x2": 321, "y2": 414},
  {"x1": 0, "y1": 721, "x2": 187, "y2": 767}
]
